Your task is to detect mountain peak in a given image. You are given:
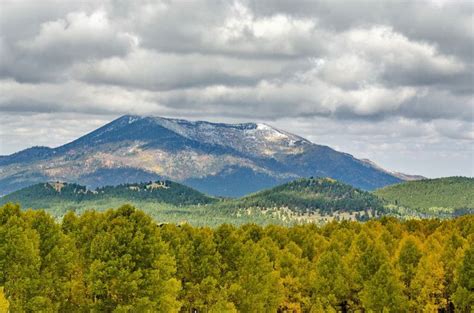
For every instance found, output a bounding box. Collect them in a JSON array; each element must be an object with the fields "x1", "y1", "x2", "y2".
[
  {"x1": 0, "y1": 114, "x2": 405, "y2": 196},
  {"x1": 111, "y1": 114, "x2": 311, "y2": 157}
]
